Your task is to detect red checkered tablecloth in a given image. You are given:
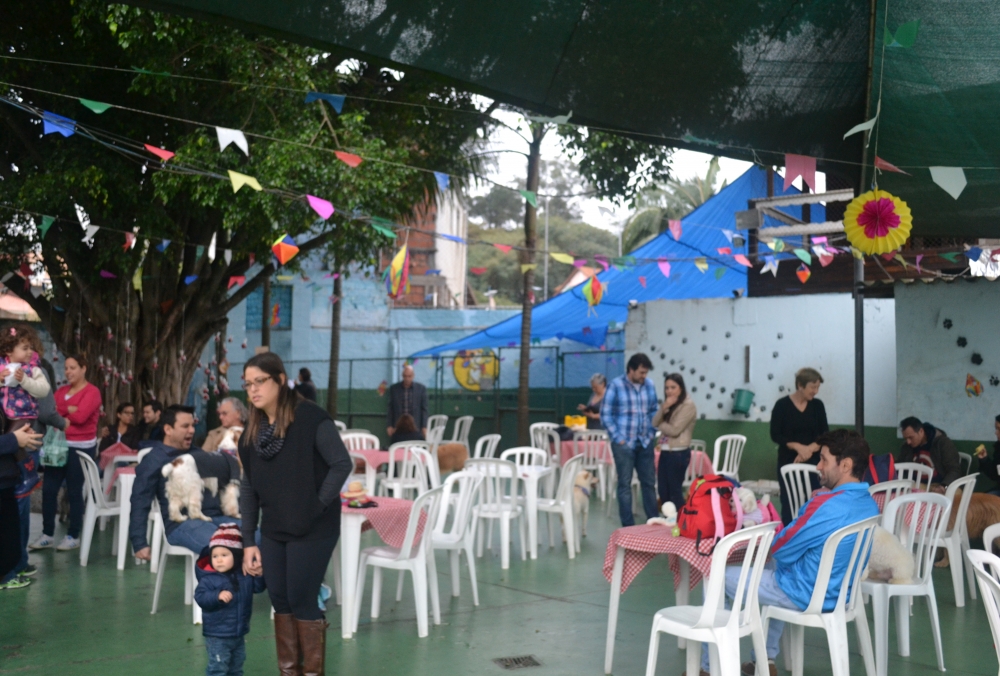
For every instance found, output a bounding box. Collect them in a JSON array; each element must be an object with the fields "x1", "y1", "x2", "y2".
[
  {"x1": 105, "y1": 466, "x2": 136, "y2": 495},
  {"x1": 602, "y1": 524, "x2": 746, "y2": 594},
  {"x1": 560, "y1": 439, "x2": 611, "y2": 466},
  {"x1": 98, "y1": 442, "x2": 137, "y2": 471},
  {"x1": 344, "y1": 496, "x2": 426, "y2": 548}
]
